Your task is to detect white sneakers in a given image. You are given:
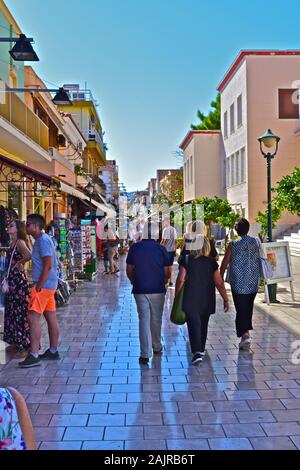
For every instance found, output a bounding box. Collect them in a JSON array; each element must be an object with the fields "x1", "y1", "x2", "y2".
[{"x1": 239, "y1": 338, "x2": 251, "y2": 350}]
